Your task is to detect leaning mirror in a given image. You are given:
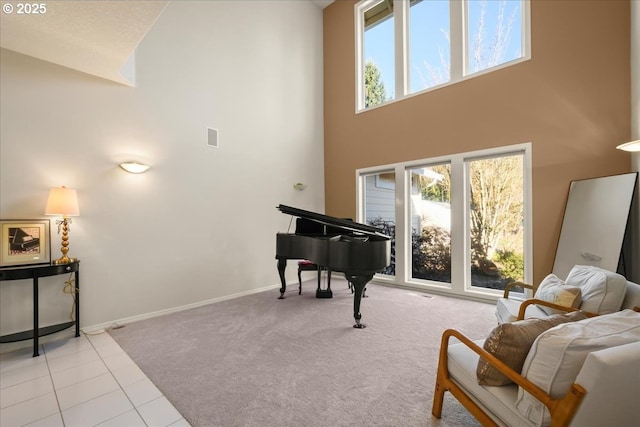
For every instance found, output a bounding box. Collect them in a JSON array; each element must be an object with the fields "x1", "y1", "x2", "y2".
[{"x1": 553, "y1": 172, "x2": 638, "y2": 279}]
